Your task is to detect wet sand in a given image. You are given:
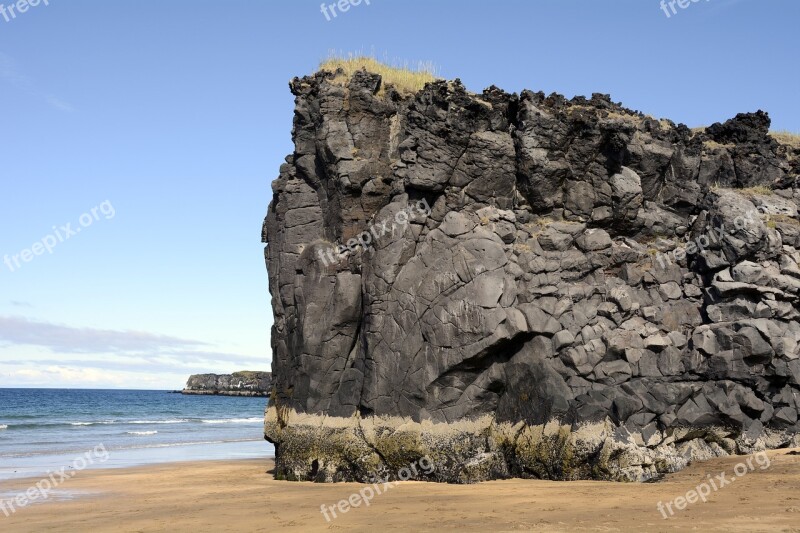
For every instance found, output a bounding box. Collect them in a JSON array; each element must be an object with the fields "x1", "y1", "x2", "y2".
[{"x1": 1, "y1": 449, "x2": 799, "y2": 532}]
